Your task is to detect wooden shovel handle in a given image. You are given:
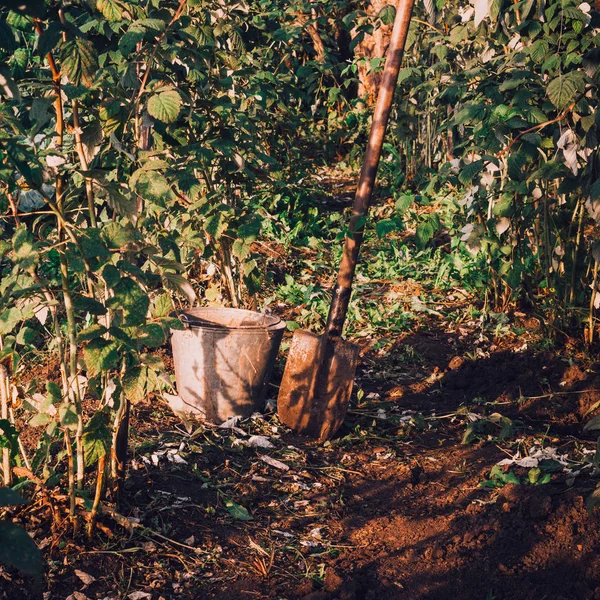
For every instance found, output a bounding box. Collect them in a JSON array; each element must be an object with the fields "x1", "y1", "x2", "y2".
[{"x1": 325, "y1": 0, "x2": 416, "y2": 337}]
